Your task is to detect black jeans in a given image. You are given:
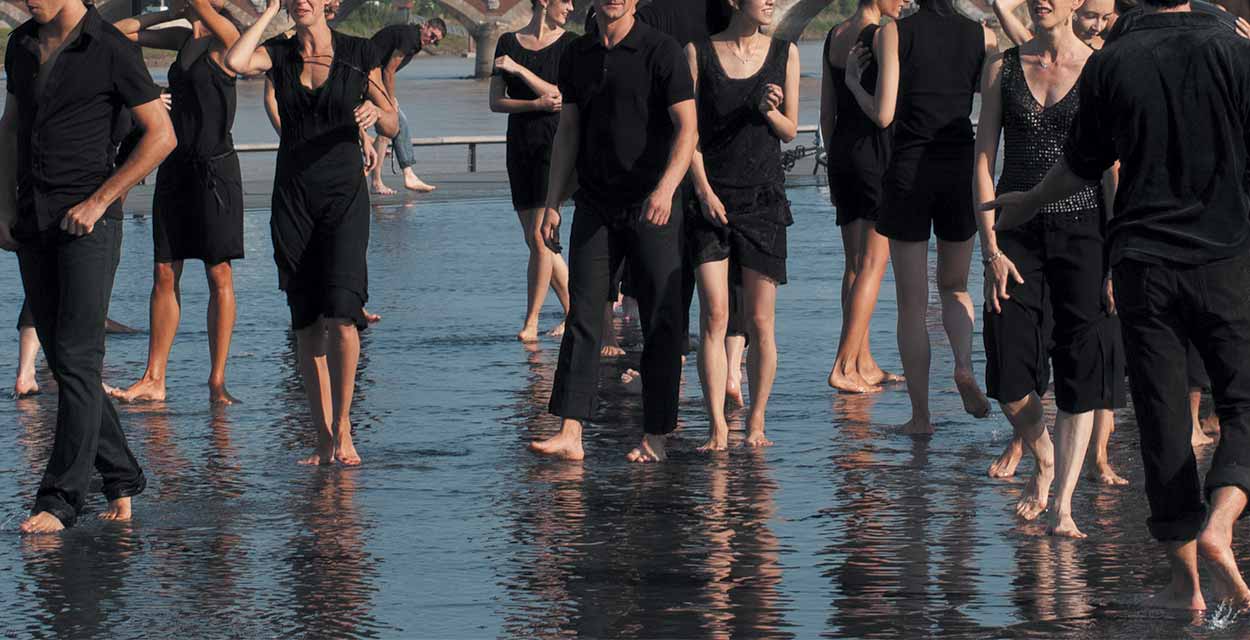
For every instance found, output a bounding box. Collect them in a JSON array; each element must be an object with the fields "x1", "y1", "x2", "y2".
[
  {"x1": 549, "y1": 196, "x2": 685, "y2": 434},
  {"x1": 1114, "y1": 253, "x2": 1250, "y2": 541},
  {"x1": 17, "y1": 219, "x2": 145, "y2": 526}
]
